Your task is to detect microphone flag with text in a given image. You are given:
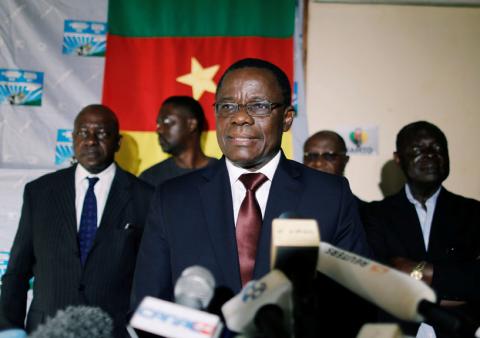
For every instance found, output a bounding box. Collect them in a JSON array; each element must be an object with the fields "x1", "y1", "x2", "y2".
[{"x1": 129, "y1": 265, "x2": 224, "y2": 338}]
